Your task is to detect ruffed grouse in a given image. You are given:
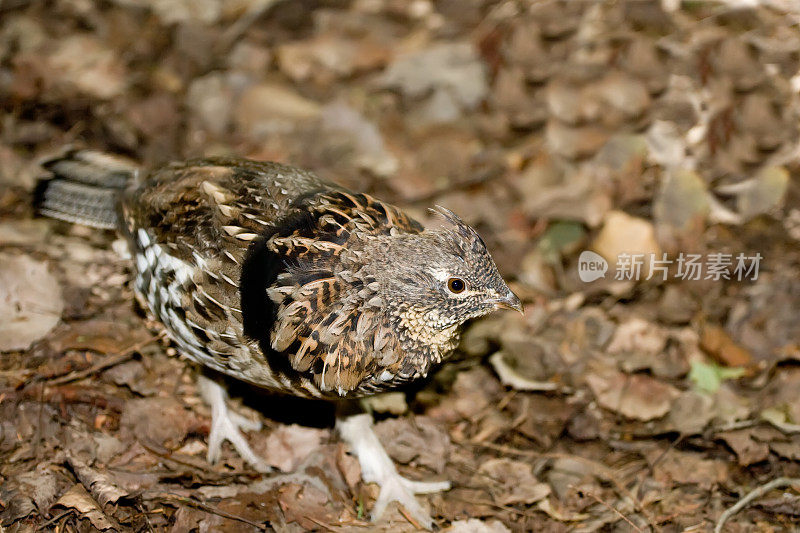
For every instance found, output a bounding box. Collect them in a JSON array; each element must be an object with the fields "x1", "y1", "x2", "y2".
[{"x1": 37, "y1": 150, "x2": 522, "y2": 528}]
